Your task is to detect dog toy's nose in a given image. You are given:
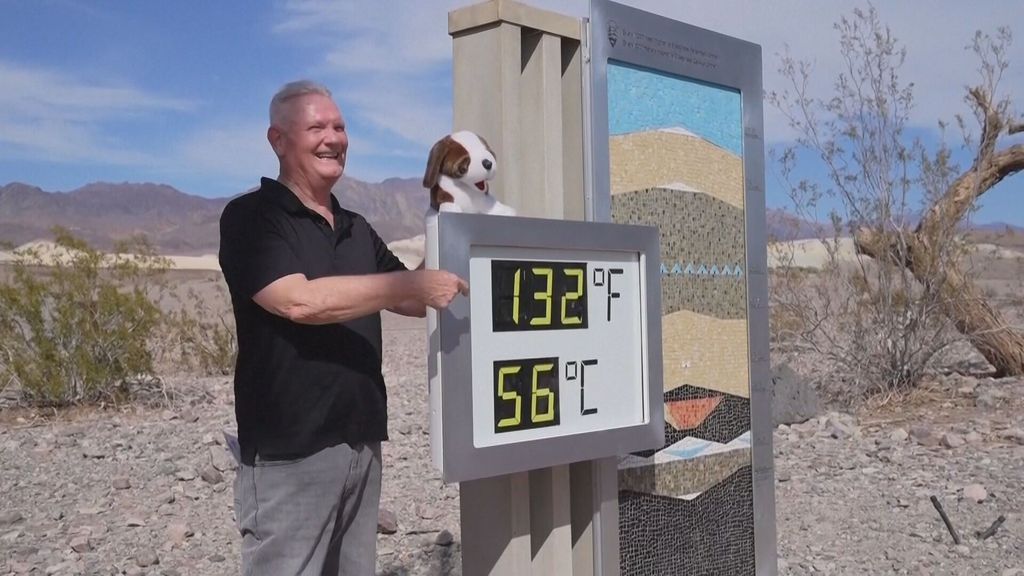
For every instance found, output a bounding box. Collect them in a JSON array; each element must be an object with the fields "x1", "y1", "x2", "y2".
[{"x1": 482, "y1": 159, "x2": 493, "y2": 171}]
